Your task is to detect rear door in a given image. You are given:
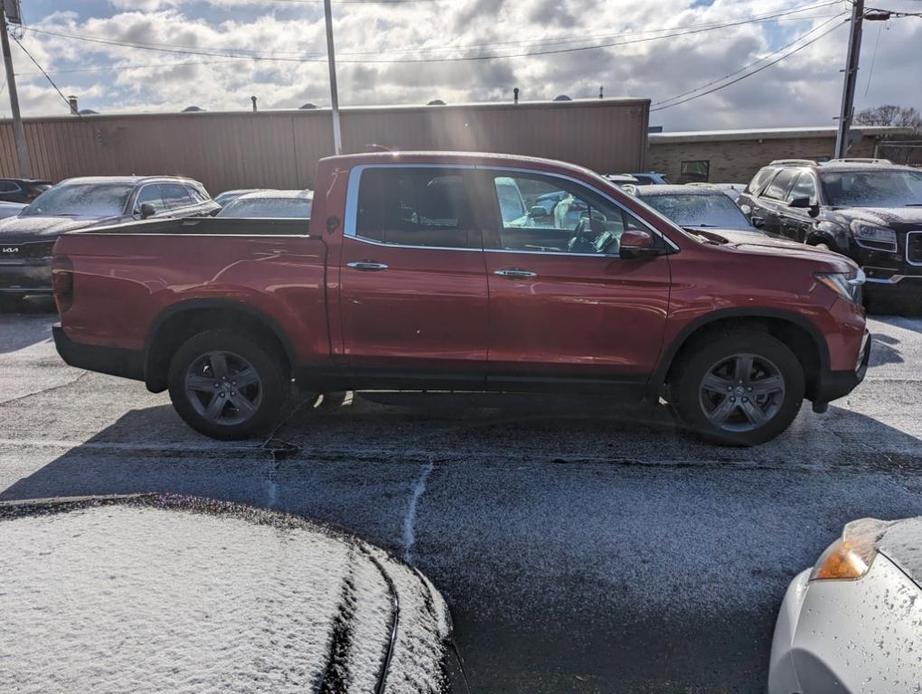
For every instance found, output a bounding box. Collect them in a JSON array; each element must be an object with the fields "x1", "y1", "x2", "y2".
[
  {"x1": 481, "y1": 170, "x2": 672, "y2": 390},
  {"x1": 754, "y1": 168, "x2": 799, "y2": 236},
  {"x1": 780, "y1": 171, "x2": 819, "y2": 242},
  {"x1": 338, "y1": 165, "x2": 491, "y2": 384}
]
